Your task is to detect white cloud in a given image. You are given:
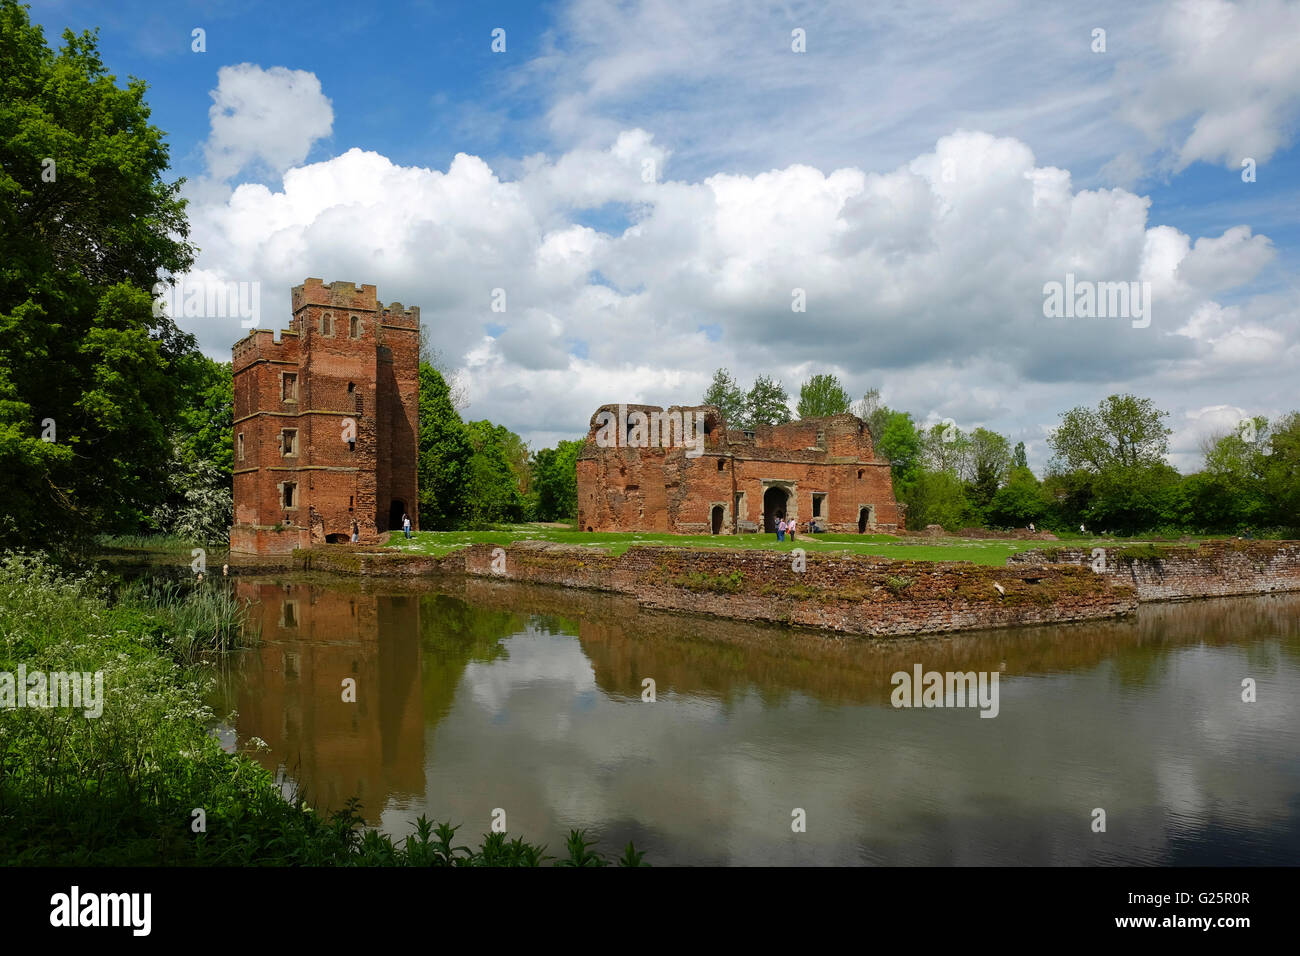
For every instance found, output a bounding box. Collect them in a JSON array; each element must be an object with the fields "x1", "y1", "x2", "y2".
[
  {"x1": 204, "y1": 64, "x2": 334, "y2": 181},
  {"x1": 180, "y1": 60, "x2": 1293, "y2": 473}
]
